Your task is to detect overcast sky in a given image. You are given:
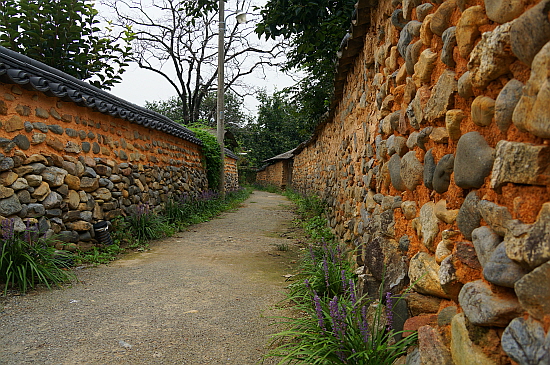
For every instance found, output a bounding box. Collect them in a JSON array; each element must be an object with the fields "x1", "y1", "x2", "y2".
[{"x1": 104, "y1": 0, "x2": 297, "y2": 117}]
